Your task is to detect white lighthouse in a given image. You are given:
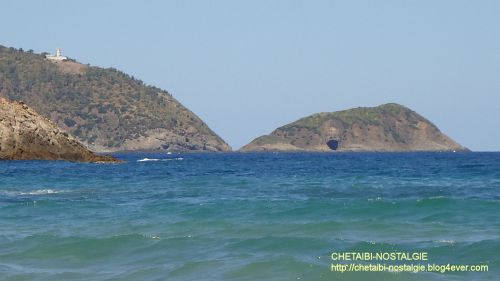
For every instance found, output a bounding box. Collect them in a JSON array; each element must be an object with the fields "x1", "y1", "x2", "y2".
[{"x1": 46, "y1": 48, "x2": 67, "y2": 61}]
